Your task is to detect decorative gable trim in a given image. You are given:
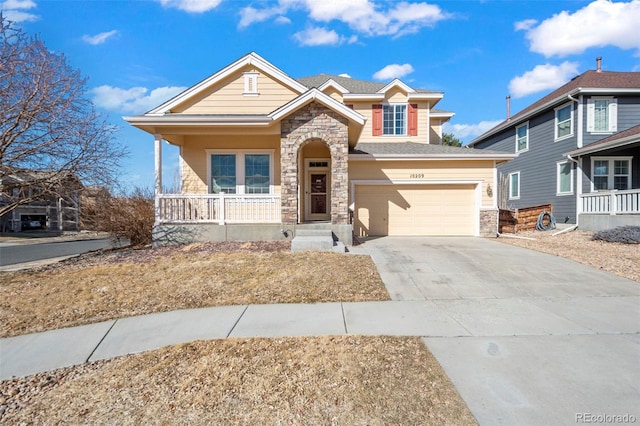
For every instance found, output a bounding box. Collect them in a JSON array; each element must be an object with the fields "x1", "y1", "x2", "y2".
[
  {"x1": 270, "y1": 88, "x2": 366, "y2": 125},
  {"x1": 318, "y1": 79, "x2": 350, "y2": 94},
  {"x1": 377, "y1": 78, "x2": 415, "y2": 94},
  {"x1": 147, "y1": 52, "x2": 308, "y2": 115}
]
